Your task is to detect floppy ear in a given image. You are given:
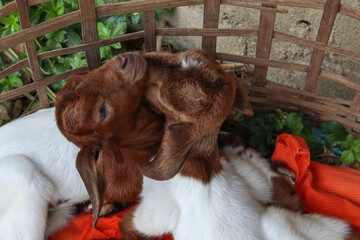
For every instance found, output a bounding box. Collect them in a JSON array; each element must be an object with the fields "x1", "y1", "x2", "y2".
[
  {"x1": 233, "y1": 79, "x2": 254, "y2": 117},
  {"x1": 76, "y1": 147, "x2": 107, "y2": 229},
  {"x1": 141, "y1": 122, "x2": 197, "y2": 180},
  {"x1": 113, "y1": 53, "x2": 147, "y2": 83}
]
